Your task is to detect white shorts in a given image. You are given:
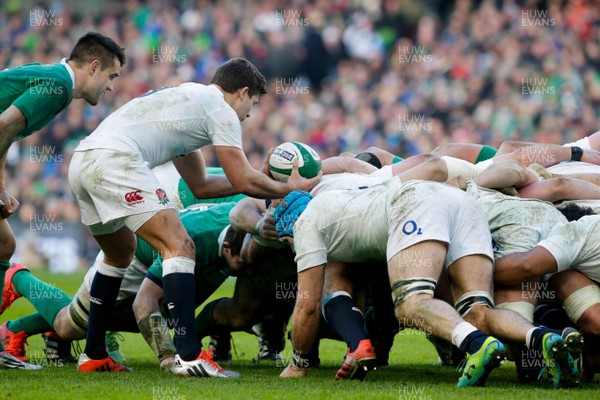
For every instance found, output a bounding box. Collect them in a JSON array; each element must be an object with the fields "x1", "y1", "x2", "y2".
[
  {"x1": 69, "y1": 149, "x2": 175, "y2": 234},
  {"x1": 67, "y1": 252, "x2": 148, "y2": 333},
  {"x1": 386, "y1": 181, "x2": 494, "y2": 268},
  {"x1": 152, "y1": 162, "x2": 184, "y2": 210}
]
